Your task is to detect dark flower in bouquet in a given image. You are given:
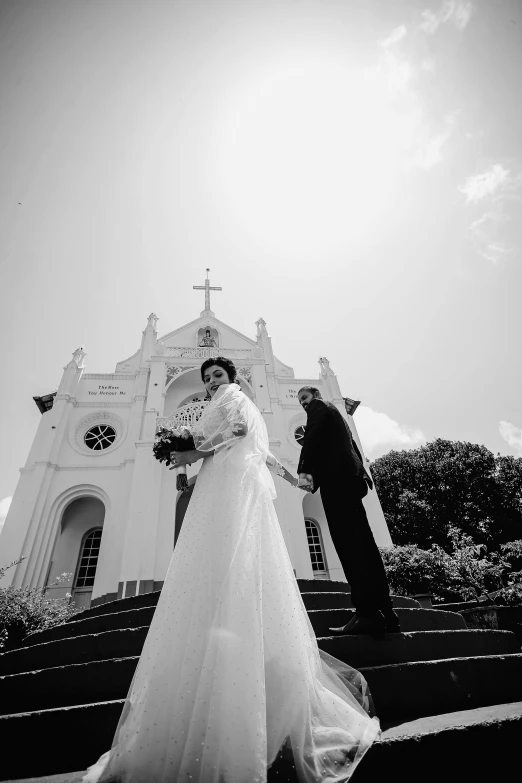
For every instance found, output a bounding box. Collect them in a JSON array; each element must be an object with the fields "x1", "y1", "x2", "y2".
[{"x1": 153, "y1": 426, "x2": 195, "y2": 491}]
